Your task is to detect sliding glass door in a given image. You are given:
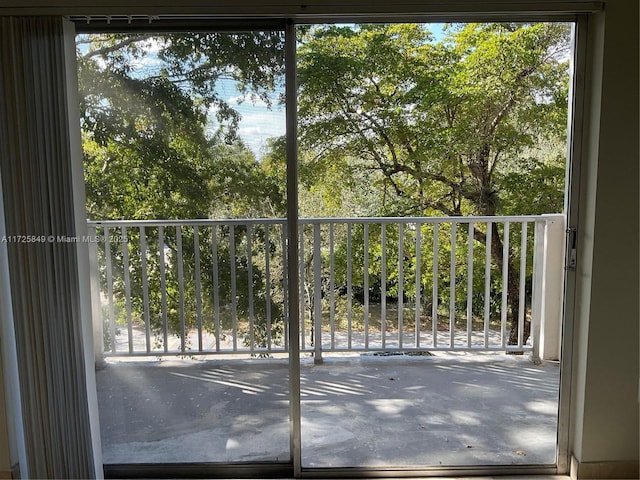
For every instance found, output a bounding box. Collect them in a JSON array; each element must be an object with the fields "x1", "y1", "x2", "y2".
[
  {"x1": 294, "y1": 21, "x2": 569, "y2": 470},
  {"x1": 78, "y1": 25, "x2": 293, "y2": 468},
  {"x1": 76, "y1": 16, "x2": 576, "y2": 476}
]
